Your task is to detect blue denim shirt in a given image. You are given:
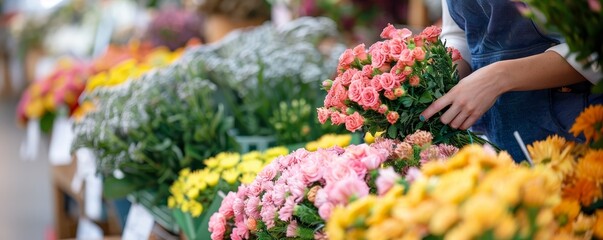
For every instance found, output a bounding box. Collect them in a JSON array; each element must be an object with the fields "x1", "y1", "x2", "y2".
[{"x1": 447, "y1": 0, "x2": 602, "y2": 161}]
